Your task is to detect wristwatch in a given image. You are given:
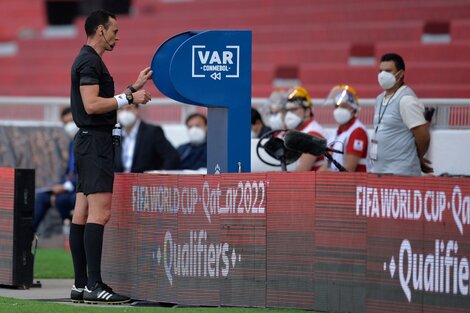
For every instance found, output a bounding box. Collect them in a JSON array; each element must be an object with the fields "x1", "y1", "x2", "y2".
[
  {"x1": 127, "y1": 84, "x2": 137, "y2": 93},
  {"x1": 125, "y1": 93, "x2": 133, "y2": 104}
]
